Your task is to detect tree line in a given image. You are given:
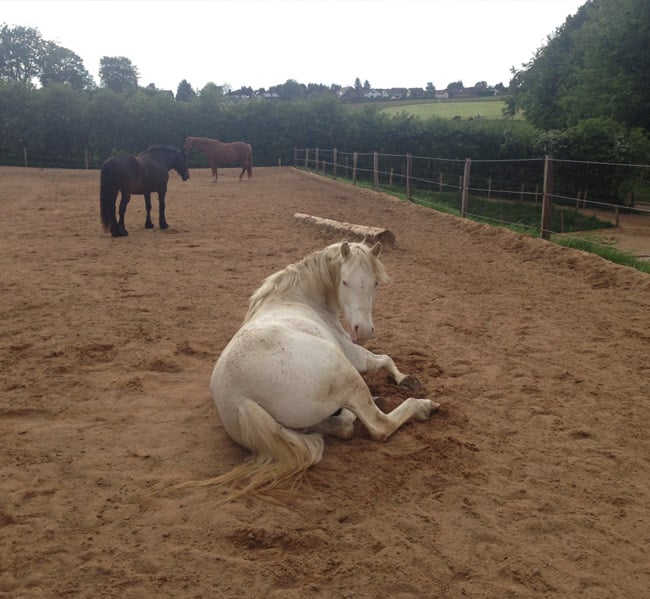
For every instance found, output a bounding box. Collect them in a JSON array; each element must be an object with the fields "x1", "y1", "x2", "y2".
[{"x1": 1, "y1": 0, "x2": 649, "y2": 179}]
